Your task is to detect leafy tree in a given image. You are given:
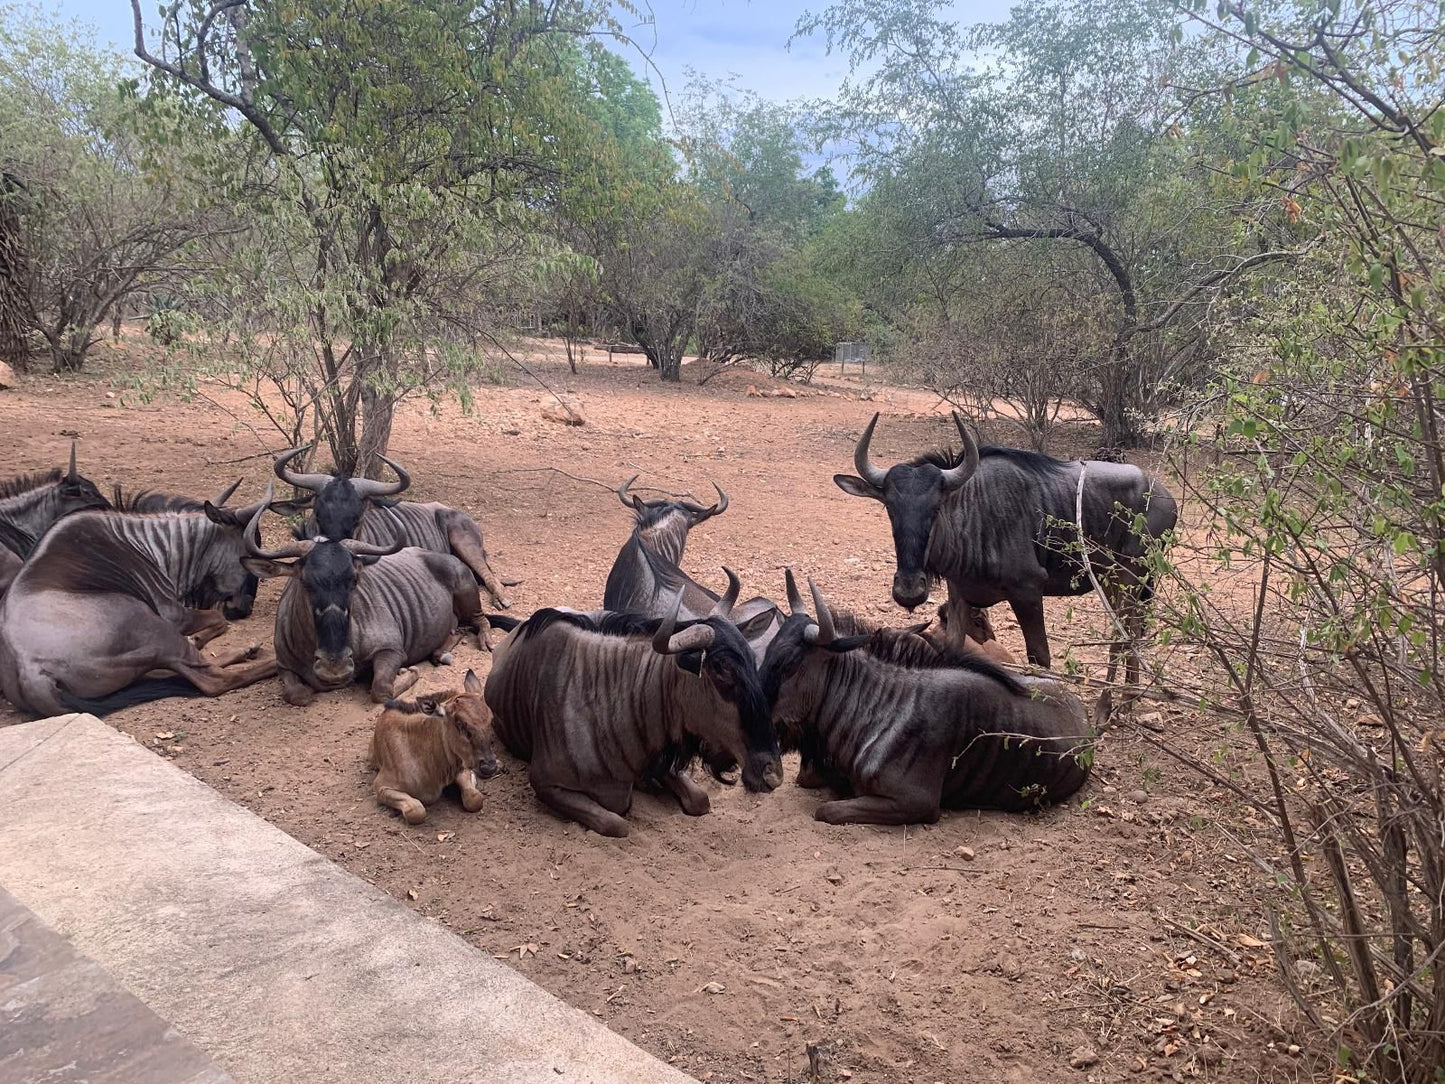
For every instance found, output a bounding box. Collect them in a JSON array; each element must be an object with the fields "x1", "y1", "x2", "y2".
[{"x1": 130, "y1": 0, "x2": 610, "y2": 474}]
